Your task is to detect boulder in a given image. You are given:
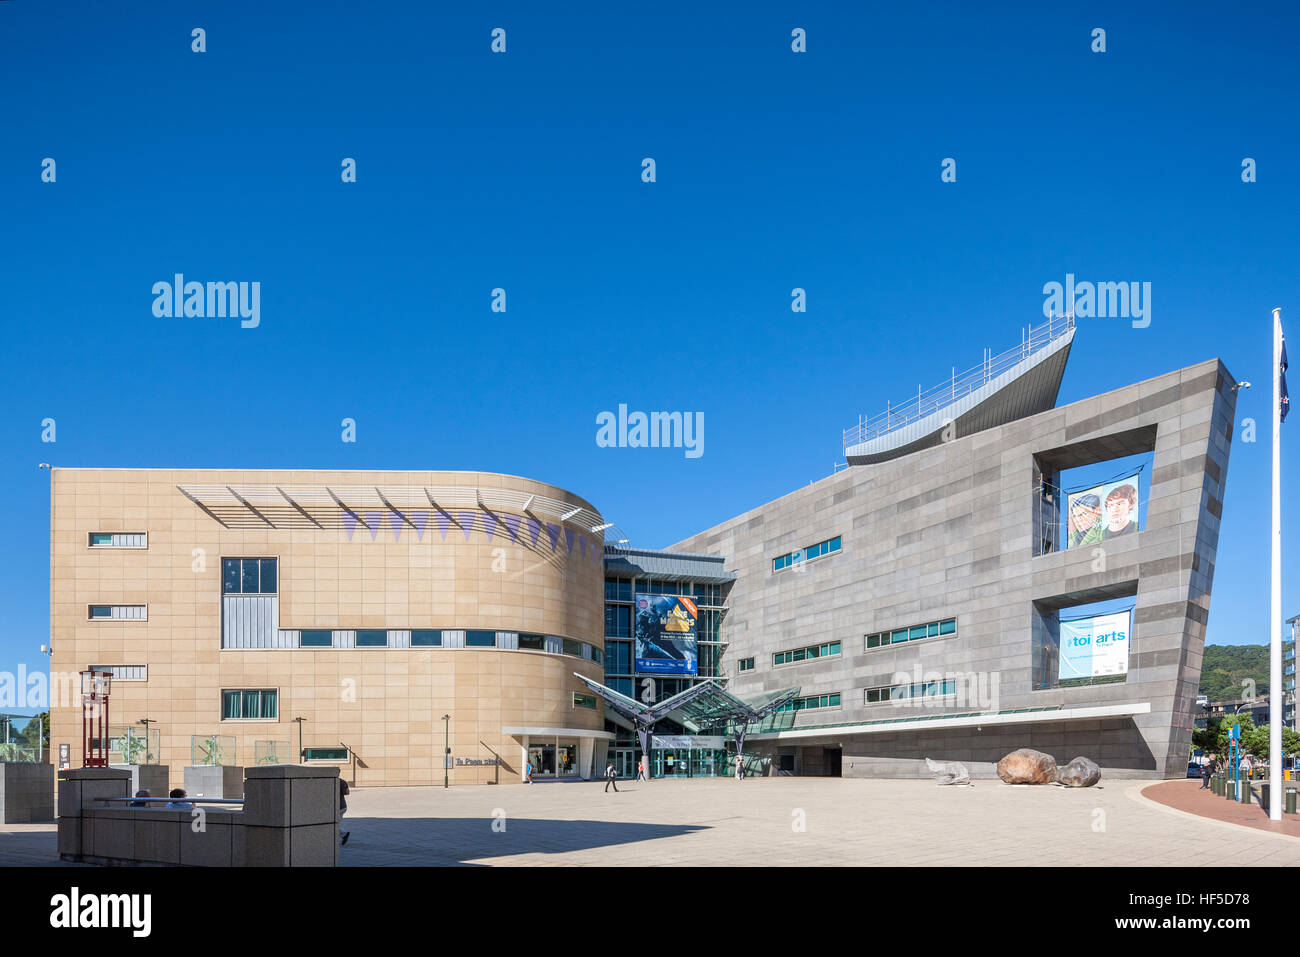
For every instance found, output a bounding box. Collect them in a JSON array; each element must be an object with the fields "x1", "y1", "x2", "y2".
[
  {"x1": 996, "y1": 748, "x2": 1058, "y2": 784},
  {"x1": 1056, "y1": 756, "x2": 1102, "y2": 788},
  {"x1": 925, "y1": 758, "x2": 971, "y2": 786}
]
